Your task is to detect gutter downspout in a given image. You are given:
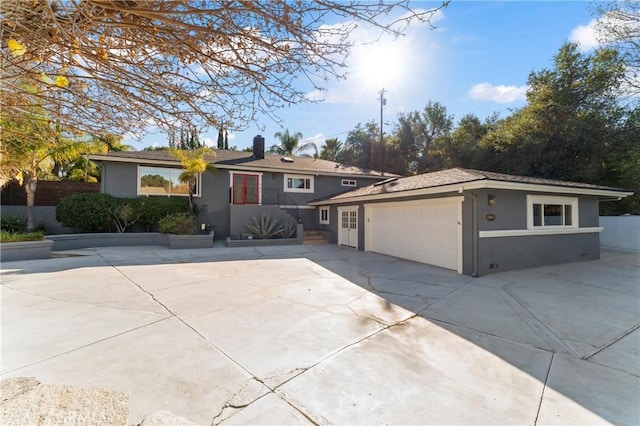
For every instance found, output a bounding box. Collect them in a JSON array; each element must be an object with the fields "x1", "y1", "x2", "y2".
[{"x1": 470, "y1": 191, "x2": 479, "y2": 277}]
